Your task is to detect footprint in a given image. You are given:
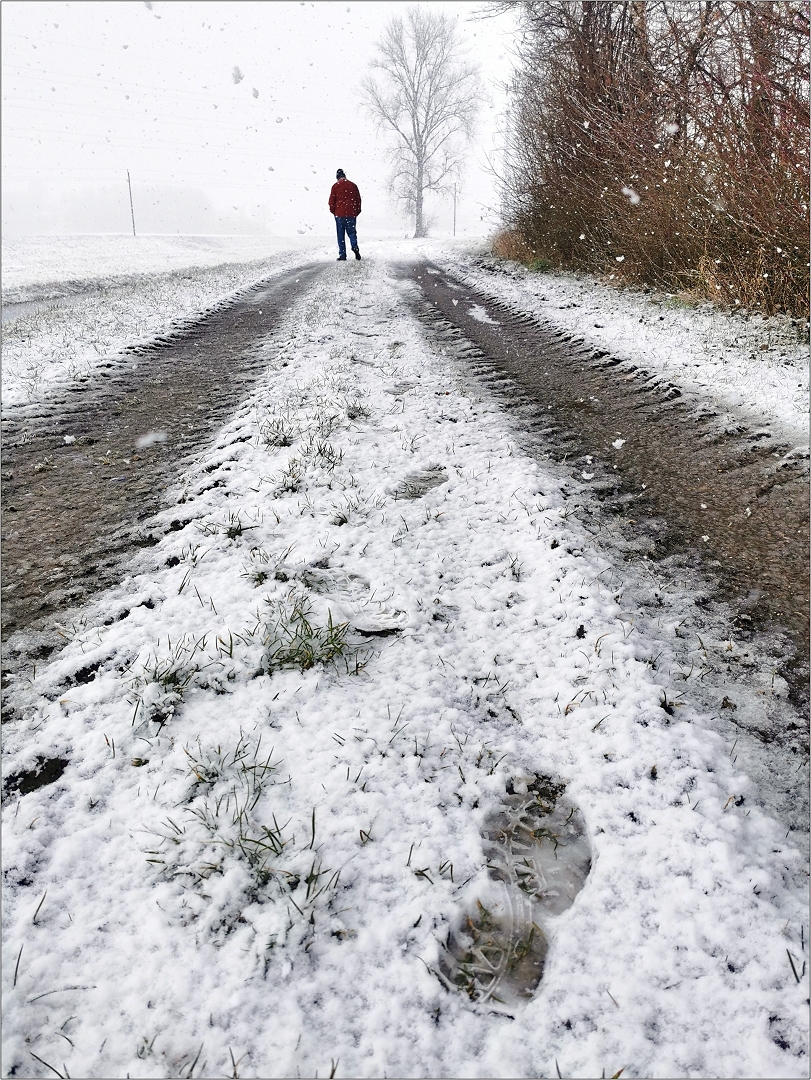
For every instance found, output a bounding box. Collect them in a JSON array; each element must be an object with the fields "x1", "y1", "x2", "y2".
[
  {"x1": 485, "y1": 775, "x2": 592, "y2": 918},
  {"x1": 395, "y1": 466, "x2": 448, "y2": 500},
  {"x1": 295, "y1": 565, "x2": 408, "y2": 635},
  {"x1": 438, "y1": 774, "x2": 591, "y2": 1008},
  {"x1": 298, "y1": 566, "x2": 367, "y2": 602},
  {"x1": 349, "y1": 608, "x2": 408, "y2": 635},
  {"x1": 385, "y1": 380, "x2": 417, "y2": 395},
  {"x1": 437, "y1": 889, "x2": 547, "y2": 1008}
]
